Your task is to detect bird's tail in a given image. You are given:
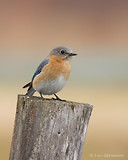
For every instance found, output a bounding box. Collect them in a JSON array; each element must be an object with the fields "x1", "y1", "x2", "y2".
[
  {"x1": 23, "y1": 82, "x2": 31, "y2": 88},
  {"x1": 23, "y1": 82, "x2": 36, "y2": 96}
]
